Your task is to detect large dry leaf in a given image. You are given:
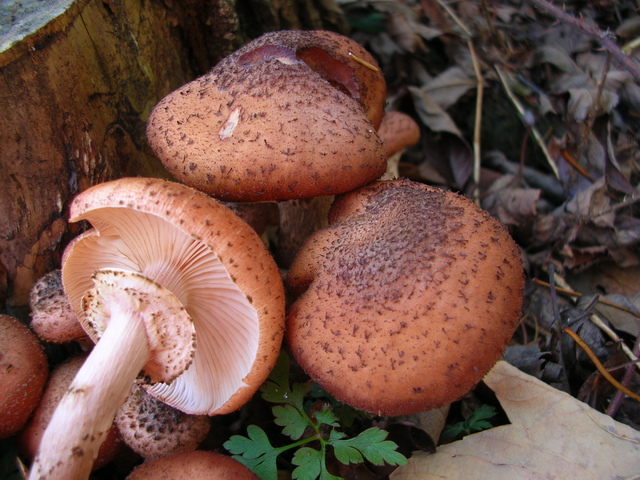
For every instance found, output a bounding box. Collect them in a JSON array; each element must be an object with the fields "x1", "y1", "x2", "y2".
[{"x1": 391, "y1": 361, "x2": 640, "y2": 480}]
